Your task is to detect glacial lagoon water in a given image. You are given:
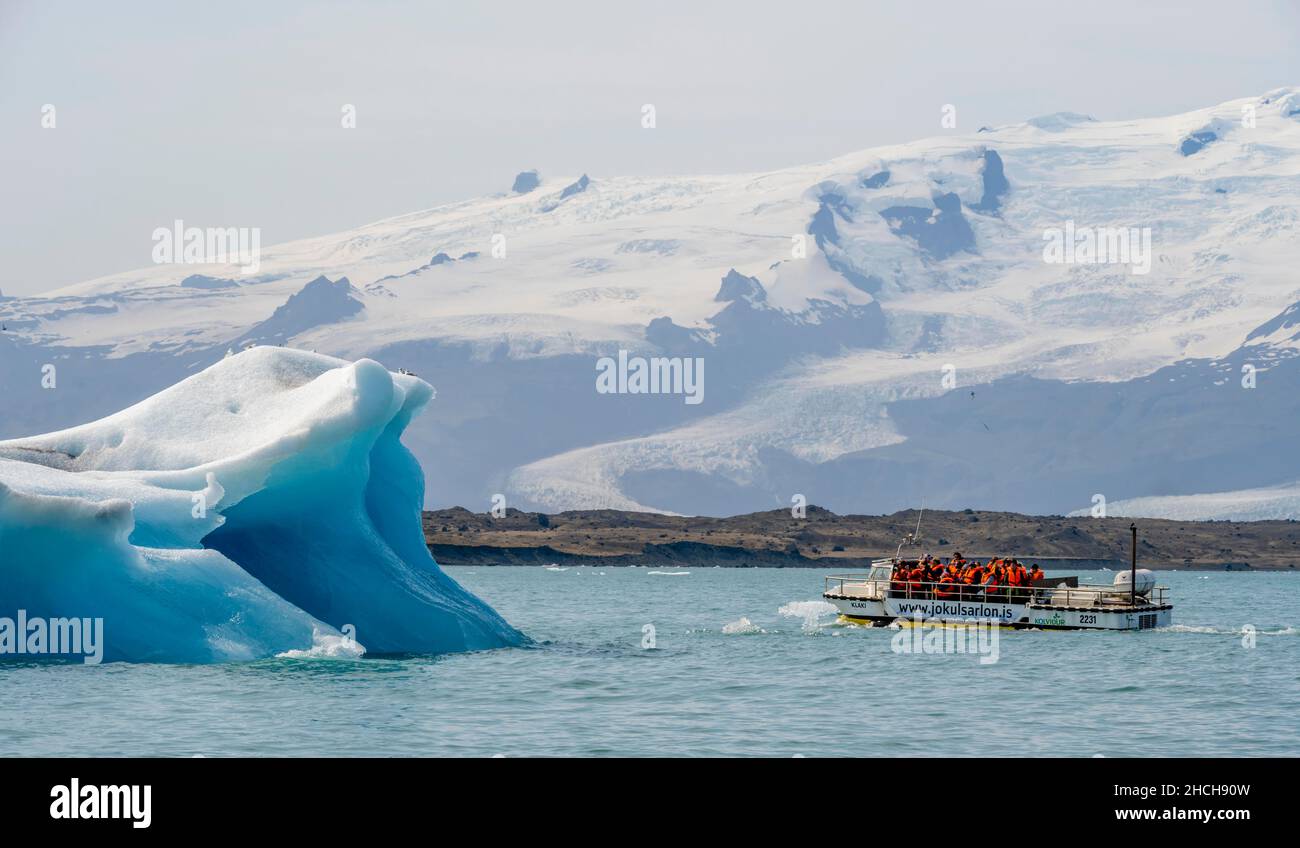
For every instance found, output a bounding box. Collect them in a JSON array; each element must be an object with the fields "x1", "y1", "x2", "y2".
[{"x1": 1, "y1": 567, "x2": 1296, "y2": 757}]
